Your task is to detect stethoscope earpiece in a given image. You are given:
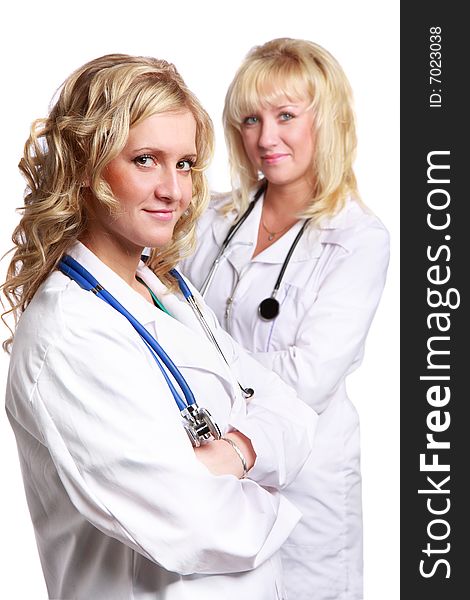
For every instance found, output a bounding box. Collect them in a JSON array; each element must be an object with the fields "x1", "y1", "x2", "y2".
[{"x1": 258, "y1": 297, "x2": 280, "y2": 321}]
